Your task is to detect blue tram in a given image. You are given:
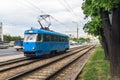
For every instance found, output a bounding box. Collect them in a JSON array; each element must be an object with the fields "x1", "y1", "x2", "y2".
[{"x1": 23, "y1": 28, "x2": 69, "y2": 57}]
